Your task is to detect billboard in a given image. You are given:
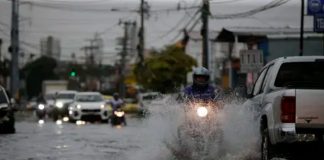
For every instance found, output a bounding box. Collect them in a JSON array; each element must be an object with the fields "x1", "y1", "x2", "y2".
[{"x1": 314, "y1": 14, "x2": 324, "y2": 32}]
